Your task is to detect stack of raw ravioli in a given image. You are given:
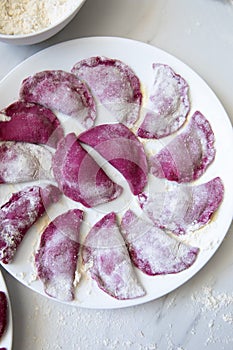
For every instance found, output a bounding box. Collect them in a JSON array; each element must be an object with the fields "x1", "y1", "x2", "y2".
[{"x1": 0, "y1": 57, "x2": 224, "y2": 302}]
